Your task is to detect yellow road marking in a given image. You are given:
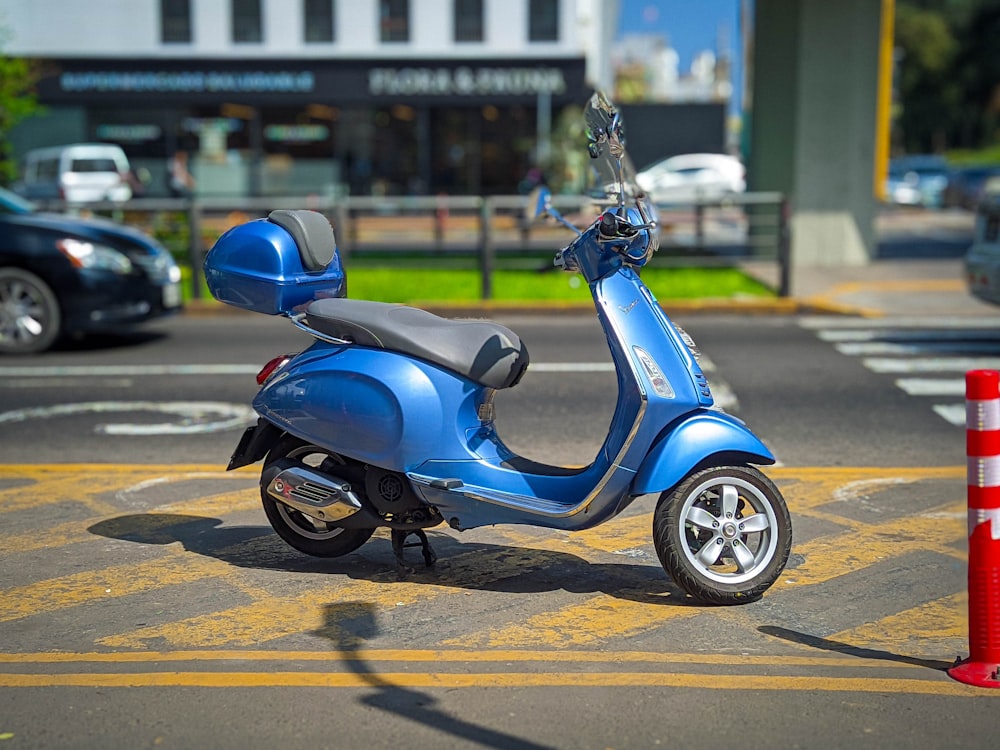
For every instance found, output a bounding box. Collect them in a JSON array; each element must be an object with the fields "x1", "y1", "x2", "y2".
[
  {"x1": 831, "y1": 592, "x2": 969, "y2": 645},
  {"x1": 0, "y1": 550, "x2": 234, "y2": 623},
  {"x1": 2, "y1": 488, "x2": 259, "y2": 555},
  {"x1": 0, "y1": 671, "x2": 988, "y2": 696},
  {"x1": 780, "y1": 499, "x2": 966, "y2": 589},
  {"x1": 443, "y1": 591, "x2": 691, "y2": 648},
  {"x1": 0, "y1": 648, "x2": 933, "y2": 668},
  {"x1": 0, "y1": 464, "x2": 974, "y2": 654}
]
